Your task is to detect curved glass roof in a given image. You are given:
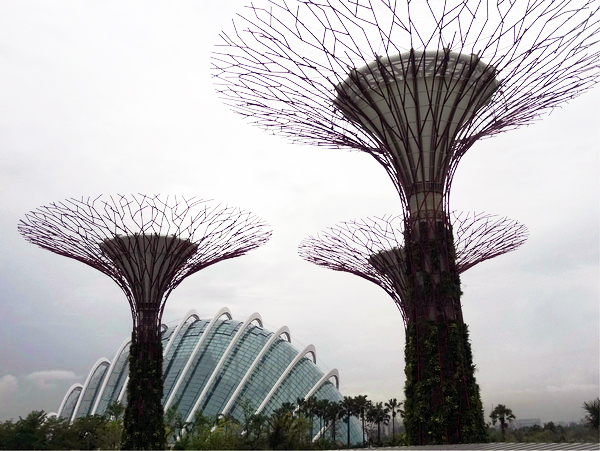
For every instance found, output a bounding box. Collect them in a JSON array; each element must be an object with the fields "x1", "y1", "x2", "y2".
[{"x1": 56, "y1": 308, "x2": 362, "y2": 445}]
